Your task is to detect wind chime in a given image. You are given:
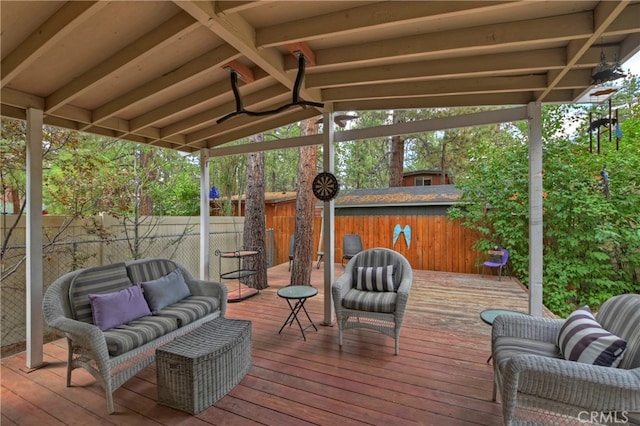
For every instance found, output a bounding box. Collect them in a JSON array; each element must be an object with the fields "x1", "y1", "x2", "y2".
[
  {"x1": 588, "y1": 47, "x2": 626, "y2": 154},
  {"x1": 587, "y1": 46, "x2": 626, "y2": 199},
  {"x1": 588, "y1": 95, "x2": 622, "y2": 154}
]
